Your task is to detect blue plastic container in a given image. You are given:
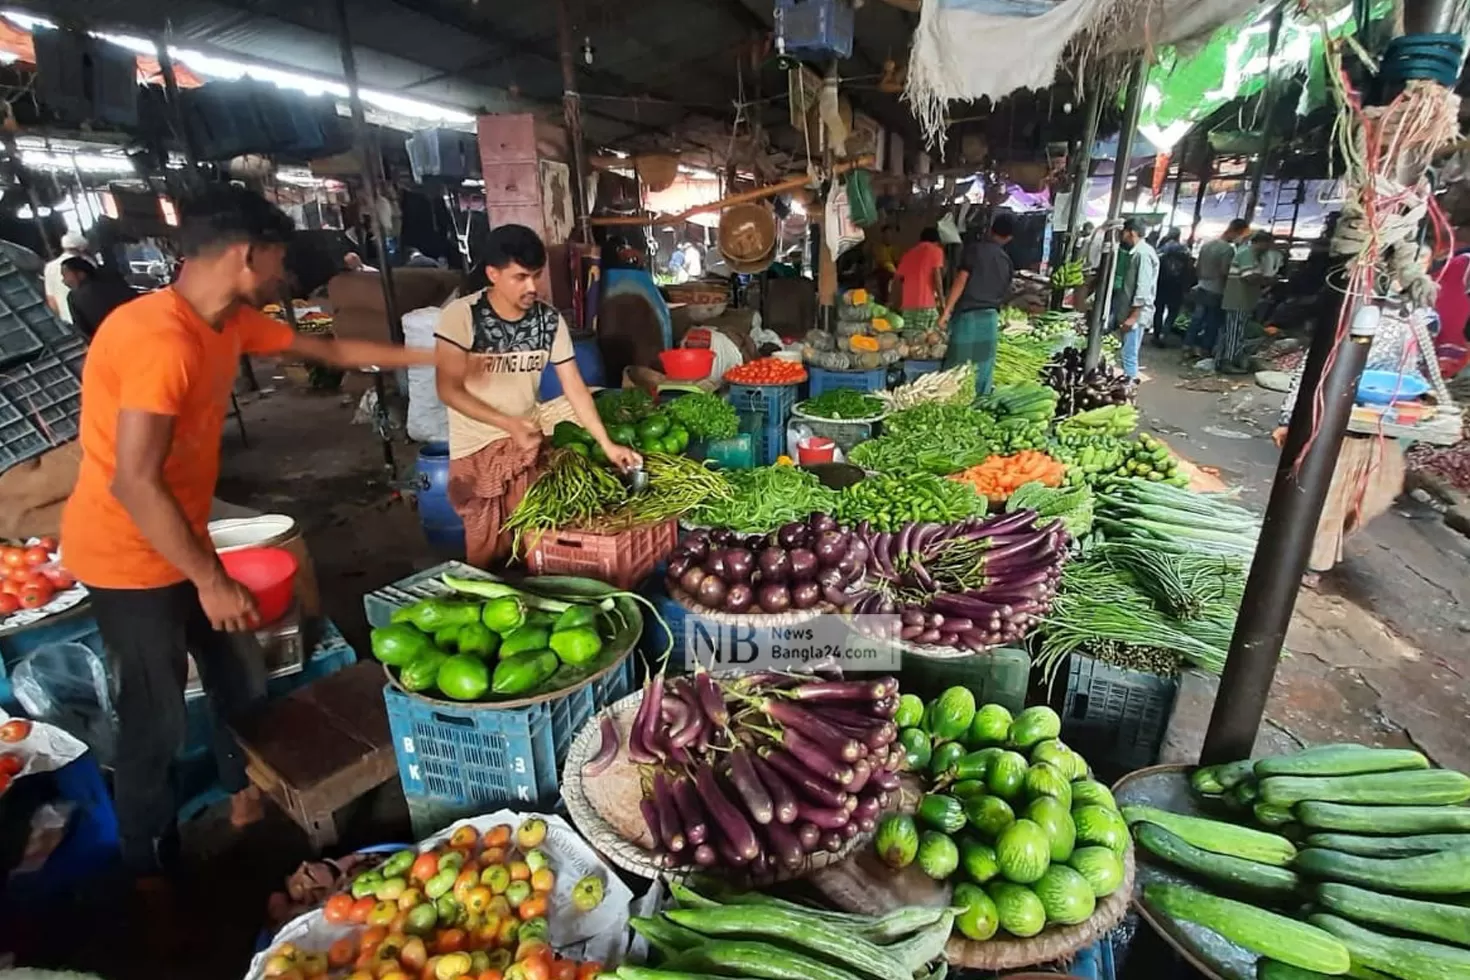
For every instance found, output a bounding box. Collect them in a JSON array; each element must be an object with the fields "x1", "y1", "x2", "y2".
[
  {"x1": 415, "y1": 442, "x2": 465, "y2": 557},
  {"x1": 2, "y1": 754, "x2": 120, "y2": 903},
  {"x1": 1356, "y1": 369, "x2": 1429, "y2": 405},
  {"x1": 727, "y1": 383, "x2": 798, "y2": 465},
  {"x1": 385, "y1": 655, "x2": 635, "y2": 837},
  {"x1": 538, "y1": 334, "x2": 607, "y2": 400},
  {"x1": 637, "y1": 576, "x2": 689, "y2": 669},
  {"x1": 807, "y1": 367, "x2": 887, "y2": 397},
  {"x1": 902, "y1": 359, "x2": 942, "y2": 382}
]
